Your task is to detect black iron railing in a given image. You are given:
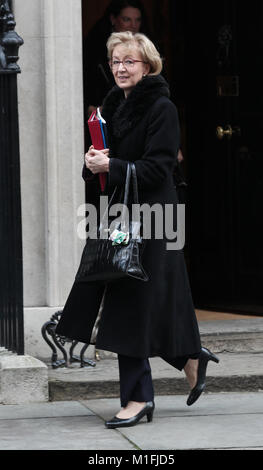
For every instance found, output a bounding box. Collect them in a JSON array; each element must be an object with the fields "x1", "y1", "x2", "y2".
[{"x1": 0, "y1": 0, "x2": 24, "y2": 354}]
